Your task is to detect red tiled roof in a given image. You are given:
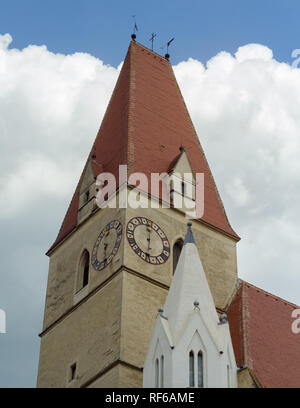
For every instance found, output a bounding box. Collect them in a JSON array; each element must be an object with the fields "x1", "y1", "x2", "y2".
[
  {"x1": 228, "y1": 280, "x2": 300, "y2": 388},
  {"x1": 49, "y1": 40, "x2": 239, "y2": 252}
]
